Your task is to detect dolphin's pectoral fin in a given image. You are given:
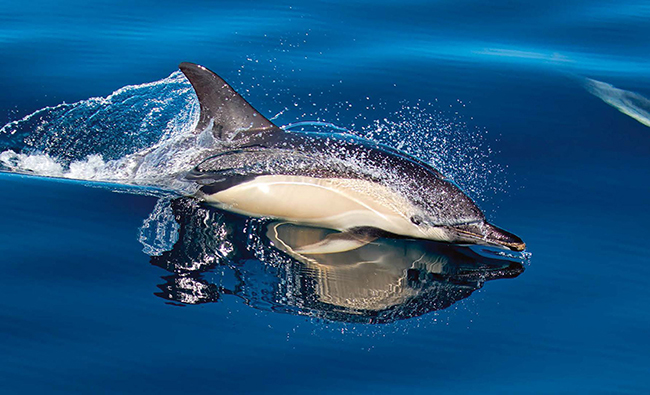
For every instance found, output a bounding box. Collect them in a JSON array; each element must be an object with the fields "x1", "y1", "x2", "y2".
[
  {"x1": 179, "y1": 62, "x2": 282, "y2": 139},
  {"x1": 294, "y1": 230, "x2": 378, "y2": 254}
]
